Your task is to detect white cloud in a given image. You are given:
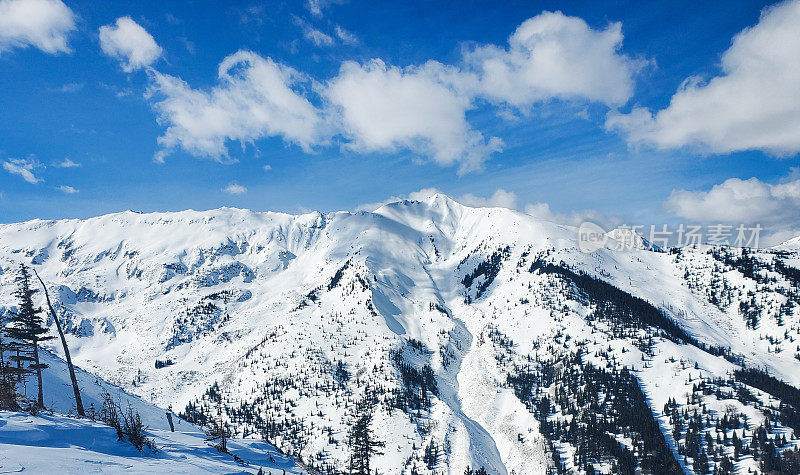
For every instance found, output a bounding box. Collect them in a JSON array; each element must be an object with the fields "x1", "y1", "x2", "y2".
[
  {"x1": 147, "y1": 50, "x2": 325, "y2": 162},
  {"x1": 406, "y1": 187, "x2": 441, "y2": 202},
  {"x1": 303, "y1": 27, "x2": 334, "y2": 47},
  {"x1": 141, "y1": 11, "x2": 637, "y2": 173},
  {"x1": 607, "y1": 0, "x2": 800, "y2": 156},
  {"x1": 457, "y1": 189, "x2": 518, "y2": 209},
  {"x1": 334, "y1": 26, "x2": 357, "y2": 45},
  {"x1": 665, "y1": 174, "x2": 800, "y2": 246},
  {"x1": 179, "y1": 36, "x2": 195, "y2": 55},
  {"x1": 524, "y1": 201, "x2": 619, "y2": 229},
  {"x1": 305, "y1": 0, "x2": 343, "y2": 17},
  {"x1": 304, "y1": 28, "x2": 334, "y2": 47},
  {"x1": 293, "y1": 17, "x2": 349, "y2": 48},
  {"x1": 292, "y1": 16, "x2": 334, "y2": 47},
  {"x1": 99, "y1": 17, "x2": 163, "y2": 72},
  {"x1": 3, "y1": 158, "x2": 41, "y2": 184},
  {"x1": 263, "y1": 164, "x2": 272, "y2": 171},
  {"x1": 665, "y1": 176, "x2": 800, "y2": 224},
  {"x1": 355, "y1": 188, "x2": 431, "y2": 212},
  {"x1": 0, "y1": 0, "x2": 75, "y2": 55},
  {"x1": 237, "y1": 5, "x2": 265, "y2": 26},
  {"x1": 223, "y1": 183, "x2": 247, "y2": 194},
  {"x1": 49, "y1": 82, "x2": 82, "y2": 93},
  {"x1": 305, "y1": 0, "x2": 324, "y2": 16},
  {"x1": 322, "y1": 11, "x2": 636, "y2": 172},
  {"x1": 356, "y1": 187, "x2": 518, "y2": 212},
  {"x1": 52, "y1": 157, "x2": 80, "y2": 168},
  {"x1": 463, "y1": 11, "x2": 640, "y2": 108},
  {"x1": 57, "y1": 185, "x2": 77, "y2": 194},
  {"x1": 326, "y1": 60, "x2": 502, "y2": 173}
]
